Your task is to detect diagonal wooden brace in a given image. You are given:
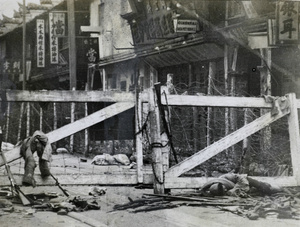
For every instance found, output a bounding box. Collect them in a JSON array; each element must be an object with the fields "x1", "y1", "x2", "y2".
[
  {"x1": 0, "y1": 102, "x2": 134, "y2": 167},
  {"x1": 165, "y1": 104, "x2": 290, "y2": 178}
]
